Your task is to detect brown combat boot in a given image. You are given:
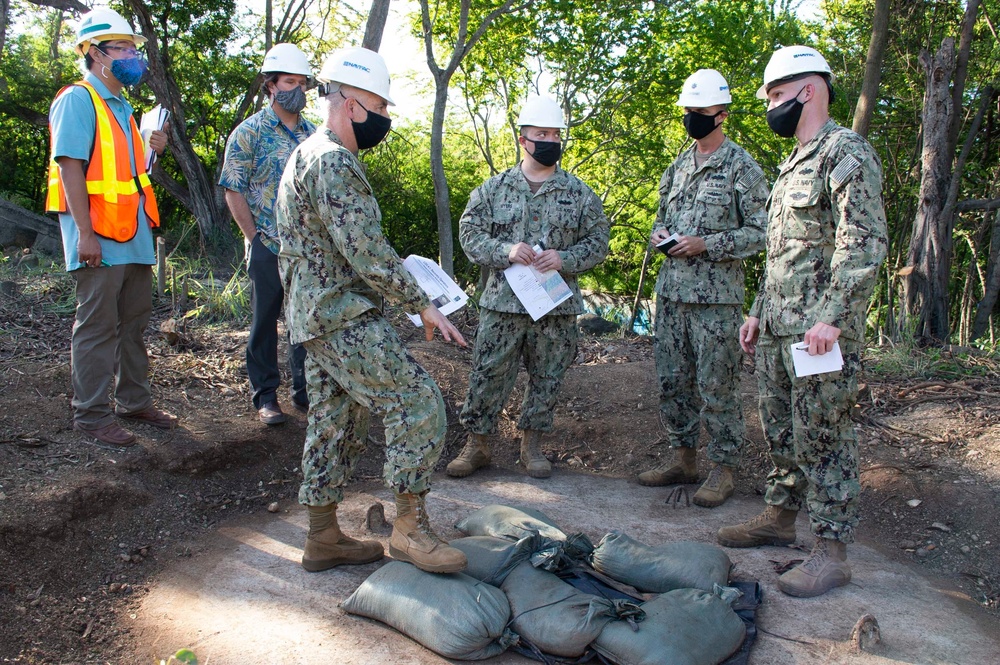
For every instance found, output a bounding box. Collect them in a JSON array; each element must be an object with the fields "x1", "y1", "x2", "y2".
[
  {"x1": 445, "y1": 433, "x2": 491, "y2": 477},
  {"x1": 716, "y1": 504, "x2": 798, "y2": 548},
  {"x1": 637, "y1": 446, "x2": 699, "y2": 486},
  {"x1": 692, "y1": 464, "x2": 735, "y2": 508},
  {"x1": 520, "y1": 429, "x2": 551, "y2": 478},
  {"x1": 778, "y1": 537, "x2": 852, "y2": 597},
  {"x1": 301, "y1": 504, "x2": 384, "y2": 572},
  {"x1": 389, "y1": 492, "x2": 467, "y2": 573}
]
